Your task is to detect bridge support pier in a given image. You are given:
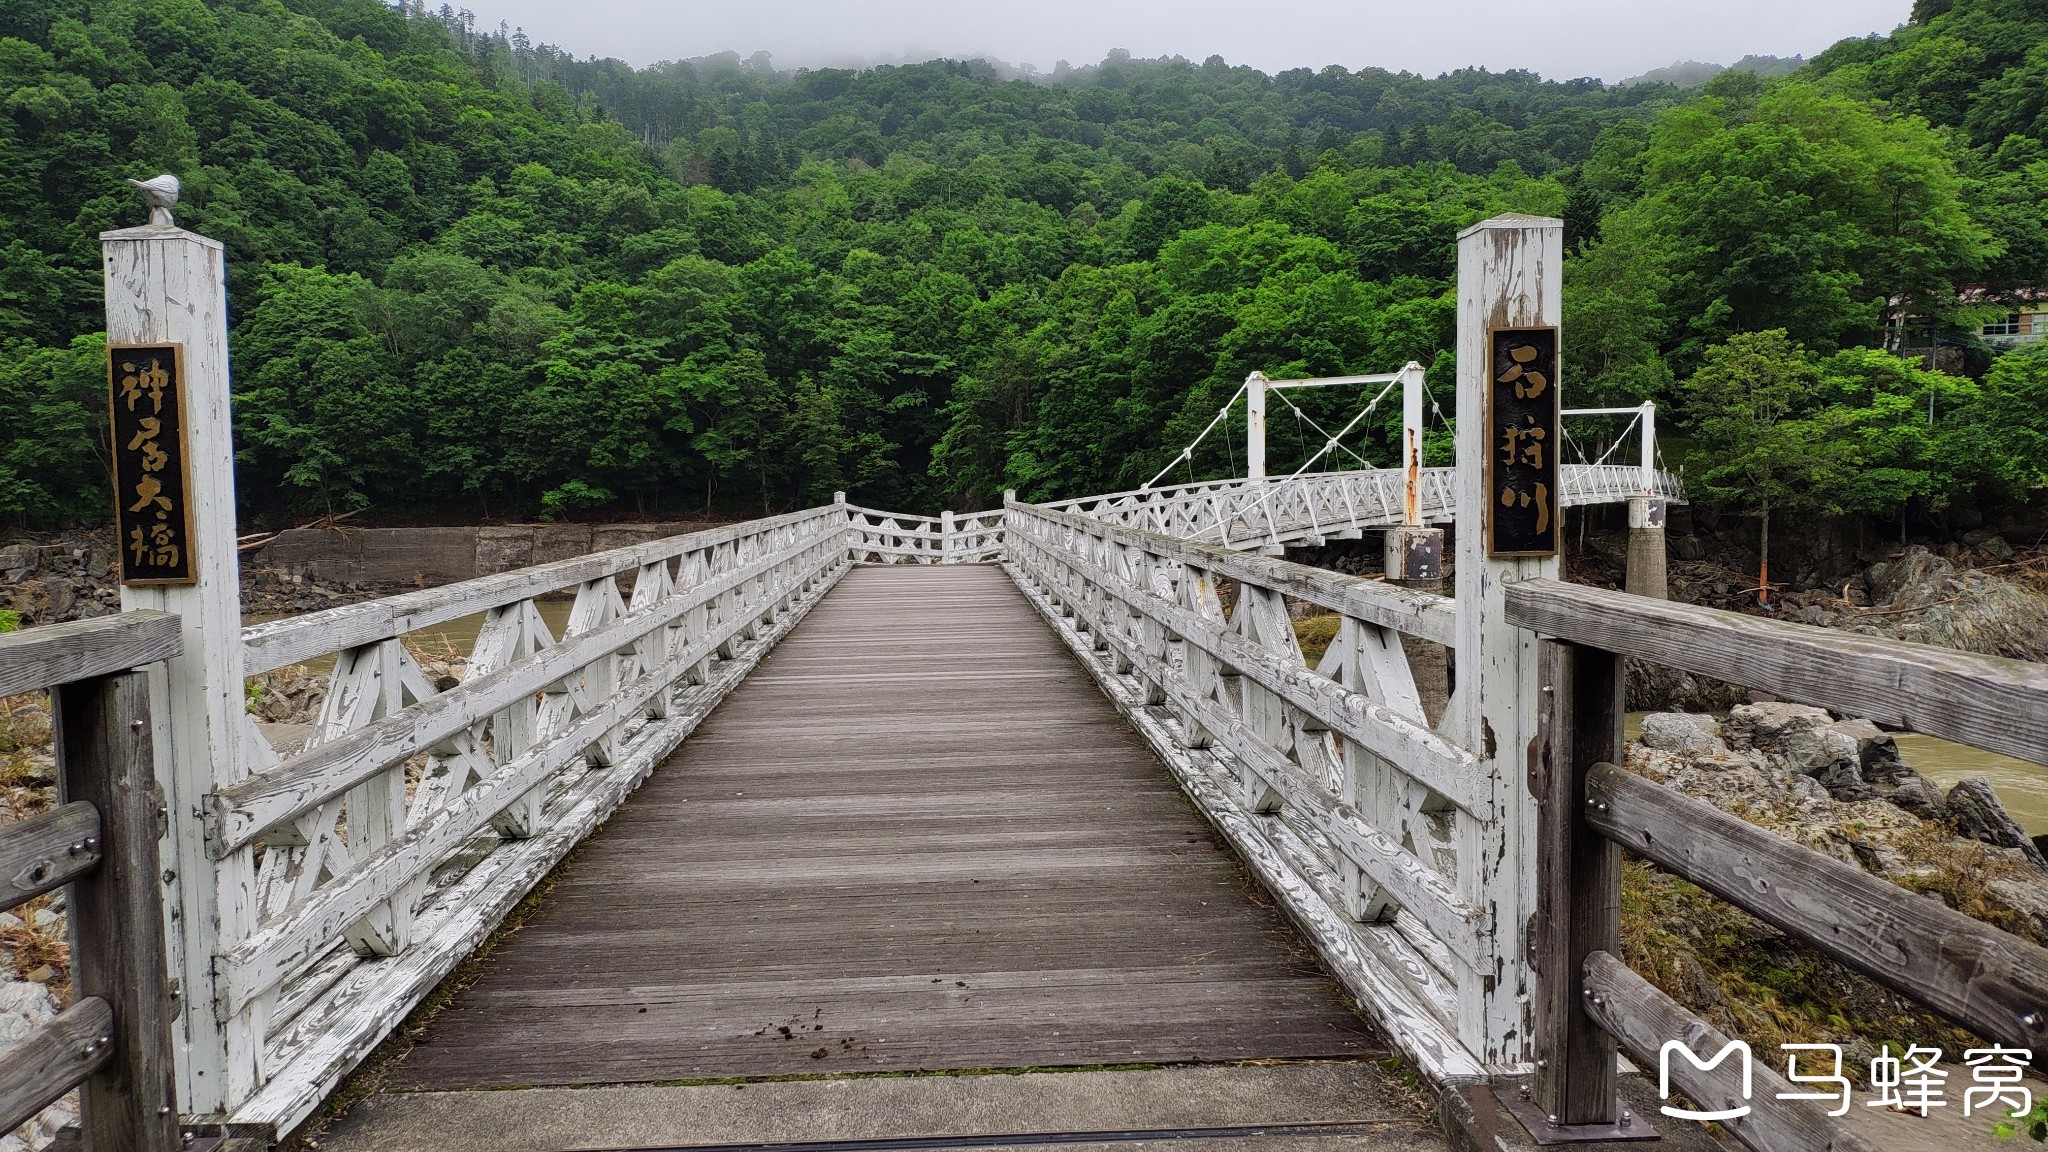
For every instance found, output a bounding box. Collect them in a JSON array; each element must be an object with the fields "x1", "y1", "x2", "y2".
[{"x1": 1625, "y1": 497, "x2": 1667, "y2": 601}]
